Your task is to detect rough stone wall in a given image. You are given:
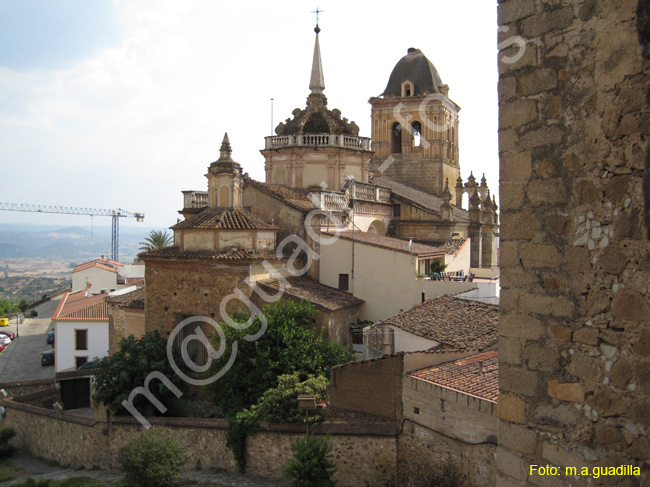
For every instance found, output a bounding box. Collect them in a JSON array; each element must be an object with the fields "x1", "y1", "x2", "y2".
[
  {"x1": 398, "y1": 420, "x2": 497, "y2": 487},
  {"x1": 402, "y1": 376, "x2": 497, "y2": 445},
  {"x1": 144, "y1": 258, "x2": 266, "y2": 336},
  {"x1": 3, "y1": 402, "x2": 397, "y2": 487},
  {"x1": 327, "y1": 355, "x2": 404, "y2": 421},
  {"x1": 107, "y1": 303, "x2": 125, "y2": 354},
  {"x1": 498, "y1": 0, "x2": 650, "y2": 485}
]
